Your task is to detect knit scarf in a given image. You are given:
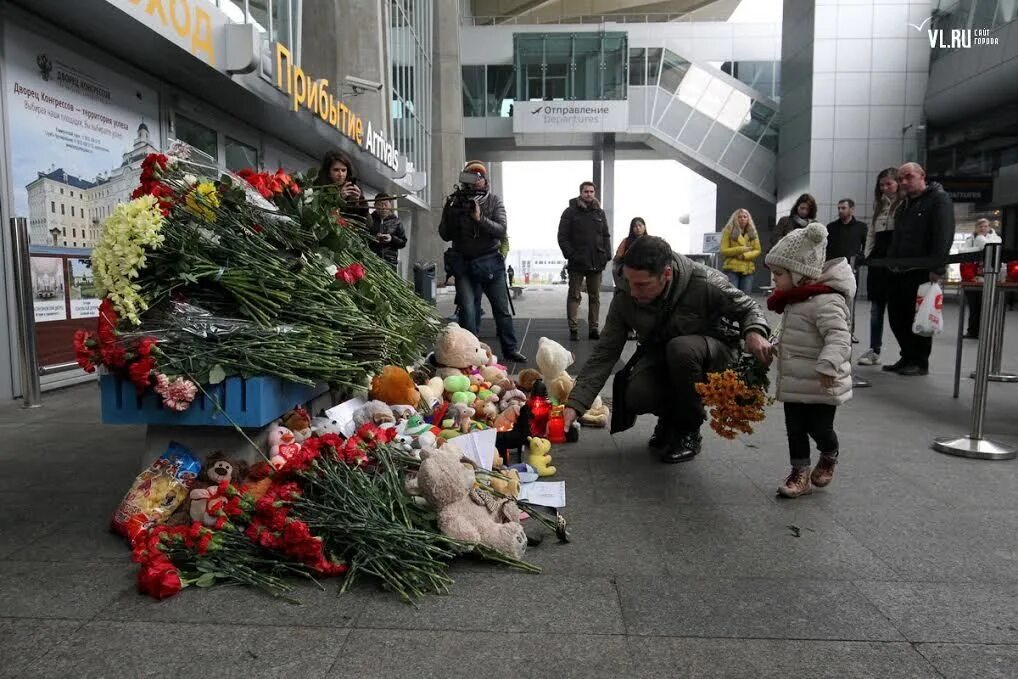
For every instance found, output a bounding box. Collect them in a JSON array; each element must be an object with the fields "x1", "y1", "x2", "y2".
[
  {"x1": 792, "y1": 214, "x2": 809, "y2": 227},
  {"x1": 767, "y1": 284, "x2": 836, "y2": 314}
]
